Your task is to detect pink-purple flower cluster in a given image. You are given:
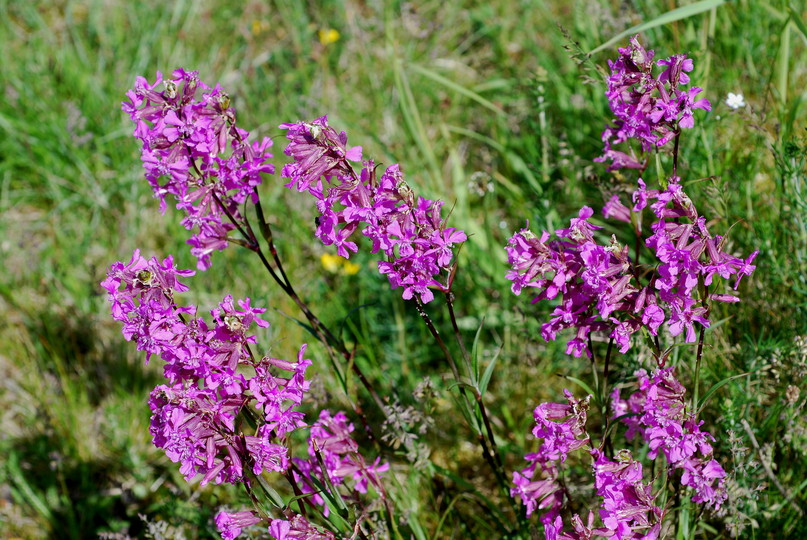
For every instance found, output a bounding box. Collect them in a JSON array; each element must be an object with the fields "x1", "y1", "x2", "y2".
[
  {"x1": 537, "y1": 451, "x2": 663, "y2": 540},
  {"x1": 587, "y1": 449, "x2": 662, "y2": 539},
  {"x1": 506, "y1": 178, "x2": 757, "y2": 357},
  {"x1": 216, "y1": 511, "x2": 342, "y2": 540},
  {"x1": 597, "y1": 36, "x2": 712, "y2": 170},
  {"x1": 267, "y1": 514, "x2": 340, "y2": 540},
  {"x1": 103, "y1": 250, "x2": 309, "y2": 486},
  {"x1": 281, "y1": 116, "x2": 466, "y2": 303},
  {"x1": 215, "y1": 411, "x2": 389, "y2": 538},
  {"x1": 215, "y1": 511, "x2": 263, "y2": 540},
  {"x1": 612, "y1": 367, "x2": 728, "y2": 509},
  {"x1": 511, "y1": 390, "x2": 590, "y2": 519},
  {"x1": 123, "y1": 70, "x2": 275, "y2": 270},
  {"x1": 512, "y1": 391, "x2": 665, "y2": 539},
  {"x1": 510, "y1": 36, "x2": 741, "y2": 537},
  {"x1": 293, "y1": 410, "x2": 390, "y2": 516},
  {"x1": 105, "y1": 251, "x2": 387, "y2": 537}
]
